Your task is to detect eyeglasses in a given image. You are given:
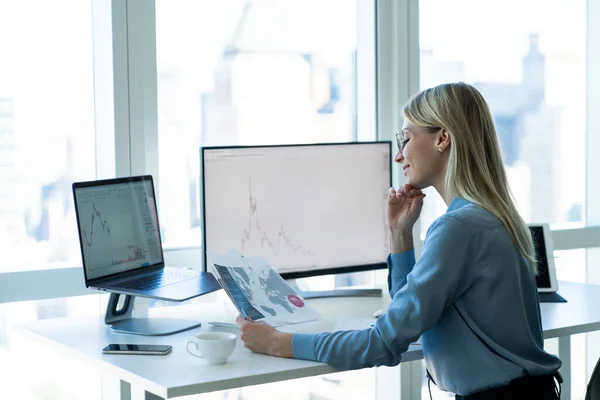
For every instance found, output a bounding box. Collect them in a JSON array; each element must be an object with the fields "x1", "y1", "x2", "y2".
[
  {"x1": 395, "y1": 127, "x2": 442, "y2": 152},
  {"x1": 395, "y1": 131, "x2": 407, "y2": 152}
]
